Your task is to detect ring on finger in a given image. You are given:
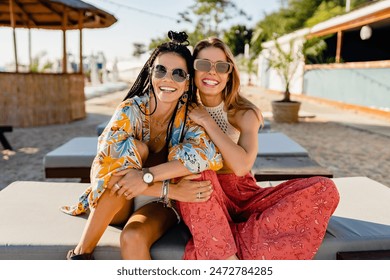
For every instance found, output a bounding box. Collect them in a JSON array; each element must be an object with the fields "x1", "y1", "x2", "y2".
[
  {"x1": 124, "y1": 192, "x2": 129, "y2": 196},
  {"x1": 114, "y1": 183, "x2": 121, "y2": 190}
]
